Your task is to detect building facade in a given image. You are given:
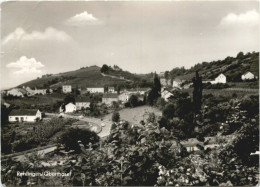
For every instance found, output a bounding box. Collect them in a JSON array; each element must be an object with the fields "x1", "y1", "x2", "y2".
[
  {"x1": 172, "y1": 79, "x2": 184, "y2": 88},
  {"x1": 242, "y1": 72, "x2": 255, "y2": 80},
  {"x1": 65, "y1": 103, "x2": 76, "y2": 113},
  {"x1": 161, "y1": 88, "x2": 173, "y2": 102},
  {"x1": 108, "y1": 87, "x2": 115, "y2": 93},
  {"x1": 102, "y1": 93, "x2": 119, "y2": 105},
  {"x1": 9, "y1": 109, "x2": 42, "y2": 122},
  {"x1": 63, "y1": 85, "x2": 72, "y2": 93},
  {"x1": 7, "y1": 88, "x2": 26, "y2": 97},
  {"x1": 119, "y1": 92, "x2": 131, "y2": 103},
  {"x1": 87, "y1": 87, "x2": 105, "y2": 93},
  {"x1": 75, "y1": 98, "x2": 91, "y2": 110},
  {"x1": 211, "y1": 73, "x2": 226, "y2": 84}
]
